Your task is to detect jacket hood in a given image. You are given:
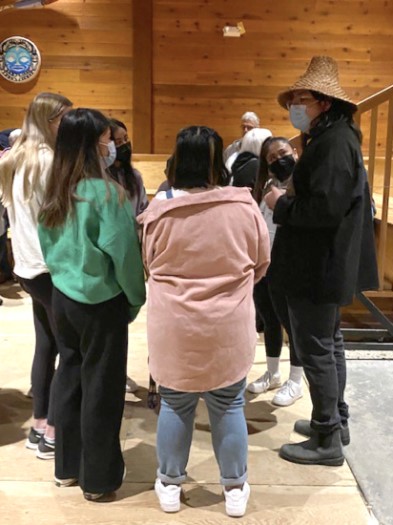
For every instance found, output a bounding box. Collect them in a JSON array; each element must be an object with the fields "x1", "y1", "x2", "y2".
[
  {"x1": 231, "y1": 151, "x2": 258, "y2": 173},
  {"x1": 138, "y1": 186, "x2": 254, "y2": 227}
]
